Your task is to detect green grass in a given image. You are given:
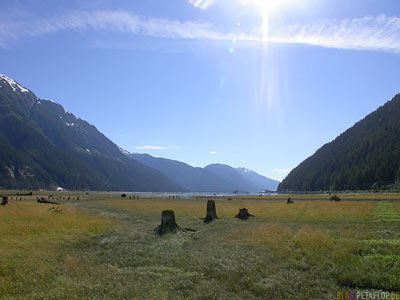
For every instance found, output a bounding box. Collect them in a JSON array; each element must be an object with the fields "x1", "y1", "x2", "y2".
[
  {"x1": 1, "y1": 196, "x2": 400, "y2": 299},
  {"x1": 0, "y1": 203, "x2": 113, "y2": 299}
]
